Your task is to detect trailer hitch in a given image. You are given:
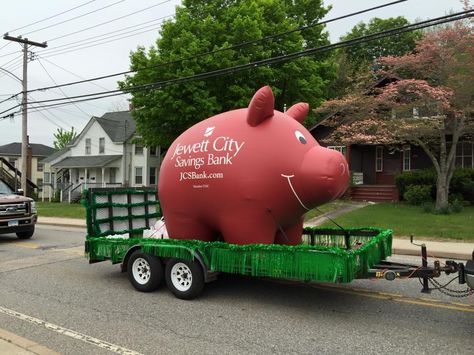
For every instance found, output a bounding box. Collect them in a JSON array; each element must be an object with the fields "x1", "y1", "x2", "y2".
[{"x1": 367, "y1": 238, "x2": 474, "y2": 297}]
